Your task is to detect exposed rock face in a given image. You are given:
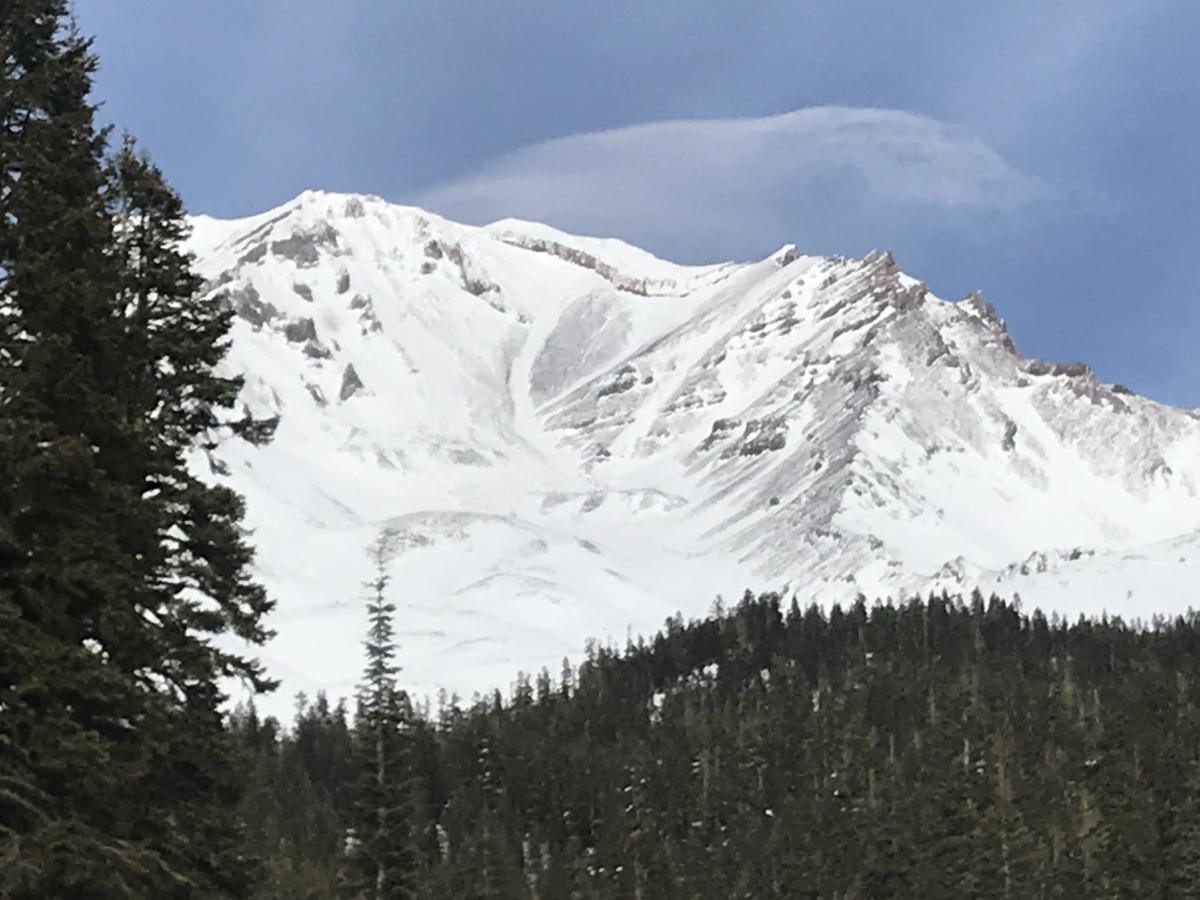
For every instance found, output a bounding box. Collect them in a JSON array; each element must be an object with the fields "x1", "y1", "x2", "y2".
[
  {"x1": 270, "y1": 223, "x2": 339, "y2": 267},
  {"x1": 494, "y1": 232, "x2": 733, "y2": 298},
  {"x1": 1002, "y1": 417, "x2": 1018, "y2": 451},
  {"x1": 306, "y1": 383, "x2": 328, "y2": 407},
  {"x1": 728, "y1": 417, "x2": 788, "y2": 458},
  {"x1": 596, "y1": 364, "x2": 640, "y2": 398},
  {"x1": 1024, "y1": 359, "x2": 1093, "y2": 378},
  {"x1": 226, "y1": 283, "x2": 278, "y2": 328},
  {"x1": 500, "y1": 234, "x2": 658, "y2": 295},
  {"x1": 339, "y1": 363, "x2": 364, "y2": 401},
  {"x1": 429, "y1": 239, "x2": 500, "y2": 298},
  {"x1": 238, "y1": 242, "x2": 268, "y2": 266},
  {"x1": 284, "y1": 317, "x2": 318, "y2": 343},
  {"x1": 303, "y1": 342, "x2": 332, "y2": 360}
]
